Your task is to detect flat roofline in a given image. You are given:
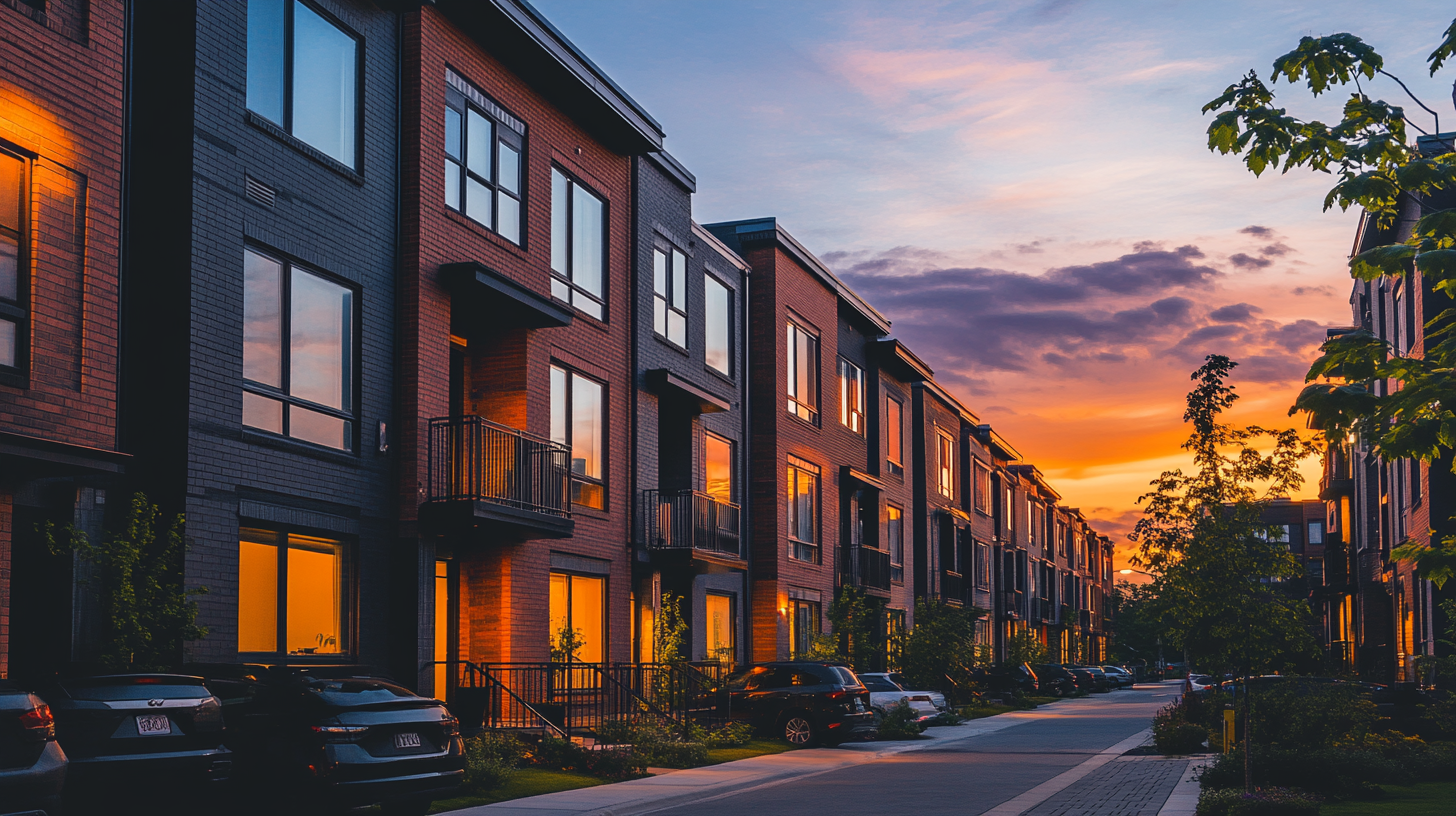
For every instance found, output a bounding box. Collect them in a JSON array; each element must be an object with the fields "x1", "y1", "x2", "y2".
[
  {"x1": 646, "y1": 151, "x2": 696, "y2": 193},
  {"x1": 692, "y1": 221, "x2": 750, "y2": 273},
  {"x1": 703, "y1": 218, "x2": 890, "y2": 334},
  {"x1": 975, "y1": 424, "x2": 1021, "y2": 461}
]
